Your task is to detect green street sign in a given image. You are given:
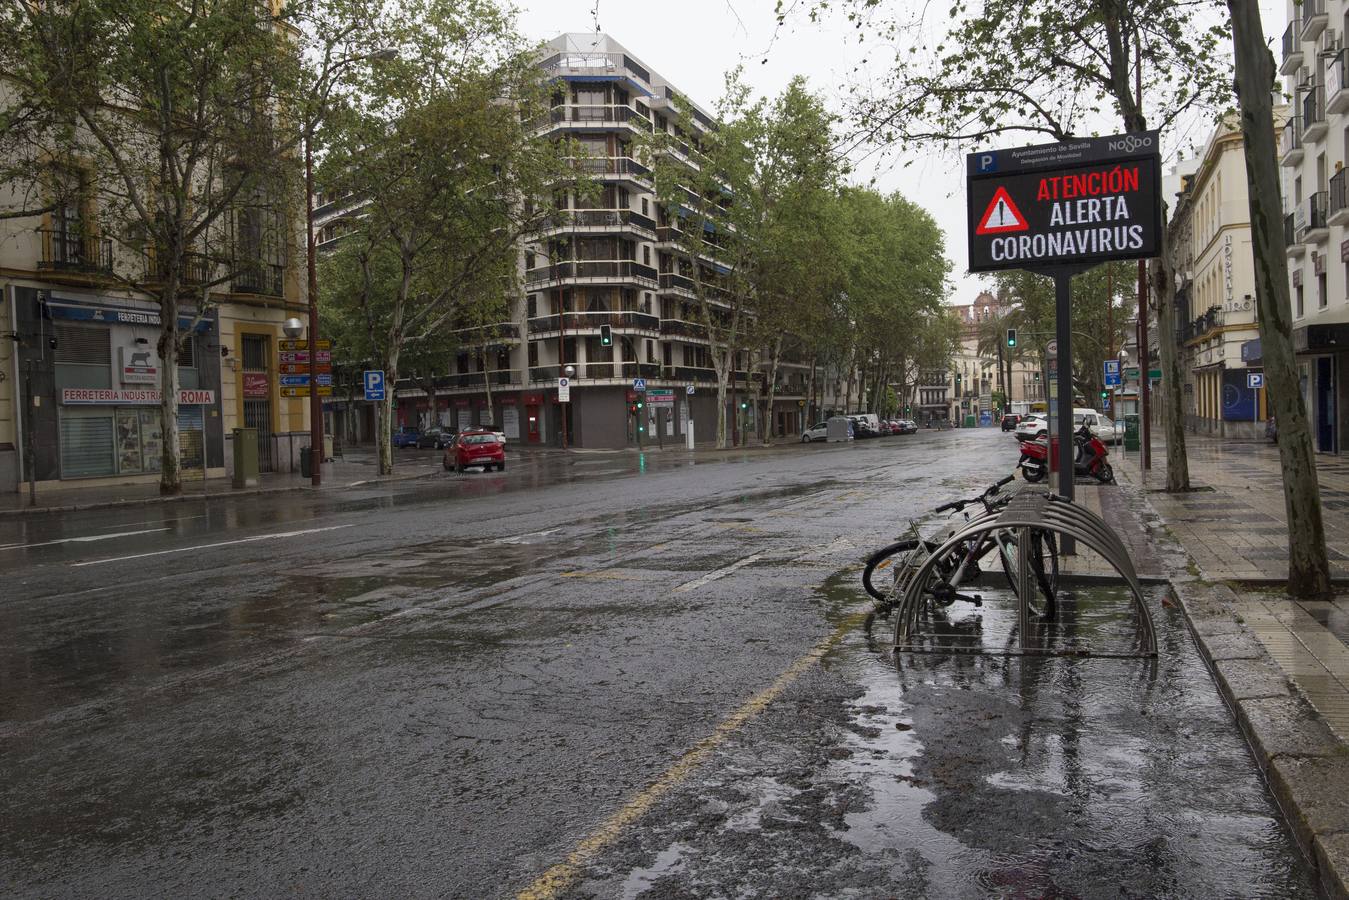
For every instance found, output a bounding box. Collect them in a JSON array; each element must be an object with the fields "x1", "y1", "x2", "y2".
[{"x1": 1148, "y1": 369, "x2": 1162, "y2": 379}]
